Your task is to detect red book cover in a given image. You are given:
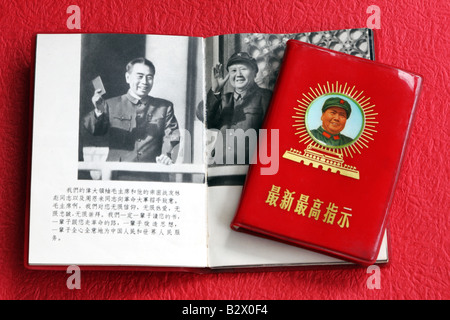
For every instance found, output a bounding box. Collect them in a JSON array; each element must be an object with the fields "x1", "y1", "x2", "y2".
[{"x1": 231, "y1": 39, "x2": 422, "y2": 266}]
